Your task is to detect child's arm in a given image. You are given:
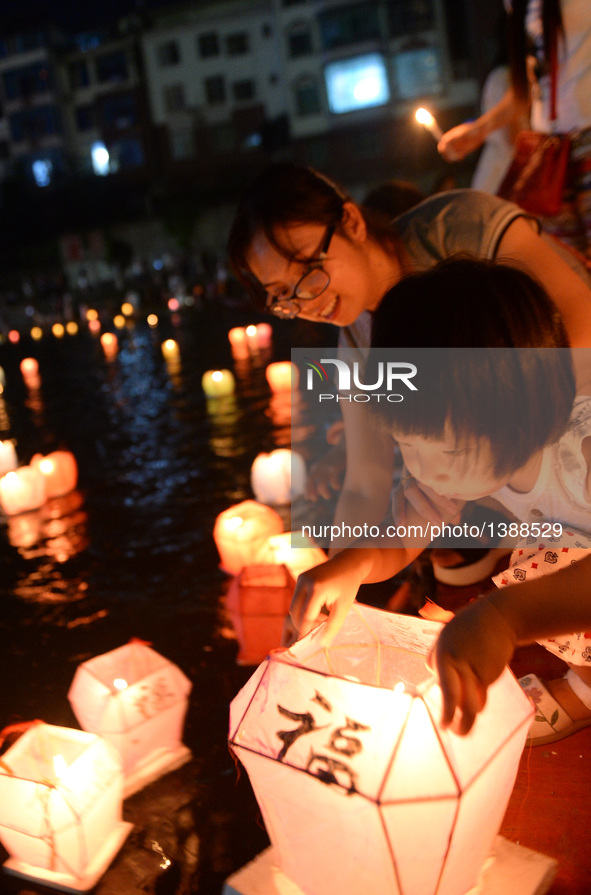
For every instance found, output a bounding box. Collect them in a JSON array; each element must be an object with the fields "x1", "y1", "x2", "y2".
[
  {"x1": 290, "y1": 538, "x2": 426, "y2": 641},
  {"x1": 432, "y1": 554, "x2": 591, "y2": 734}
]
